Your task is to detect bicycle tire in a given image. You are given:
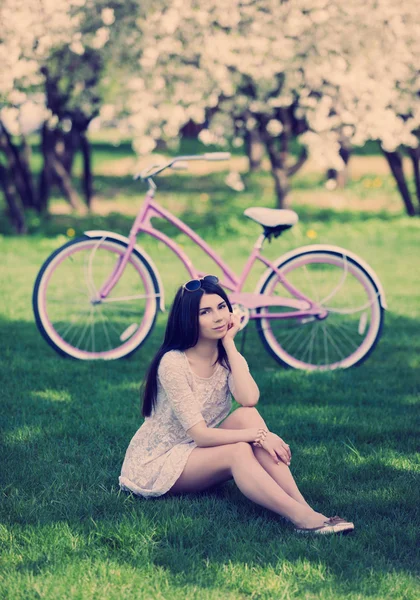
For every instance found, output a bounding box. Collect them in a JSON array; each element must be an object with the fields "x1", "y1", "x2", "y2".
[{"x1": 255, "y1": 249, "x2": 384, "y2": 370}]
